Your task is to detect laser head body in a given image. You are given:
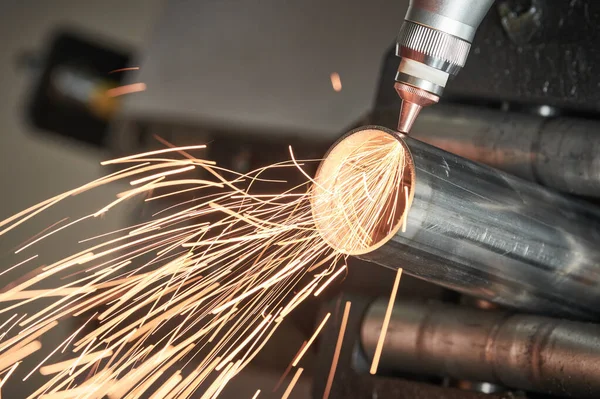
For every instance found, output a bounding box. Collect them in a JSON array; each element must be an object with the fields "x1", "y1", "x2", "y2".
[{"x1": 395, "y1": 0, "x2": 494, "y2": 132}]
